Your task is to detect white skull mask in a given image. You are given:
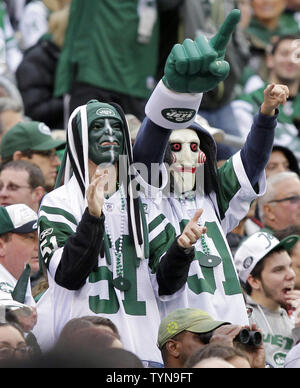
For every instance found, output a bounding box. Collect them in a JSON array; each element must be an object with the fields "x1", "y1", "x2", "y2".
[{"x1": 169, "y1": 128, "x2": 206, "y2": 194}]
